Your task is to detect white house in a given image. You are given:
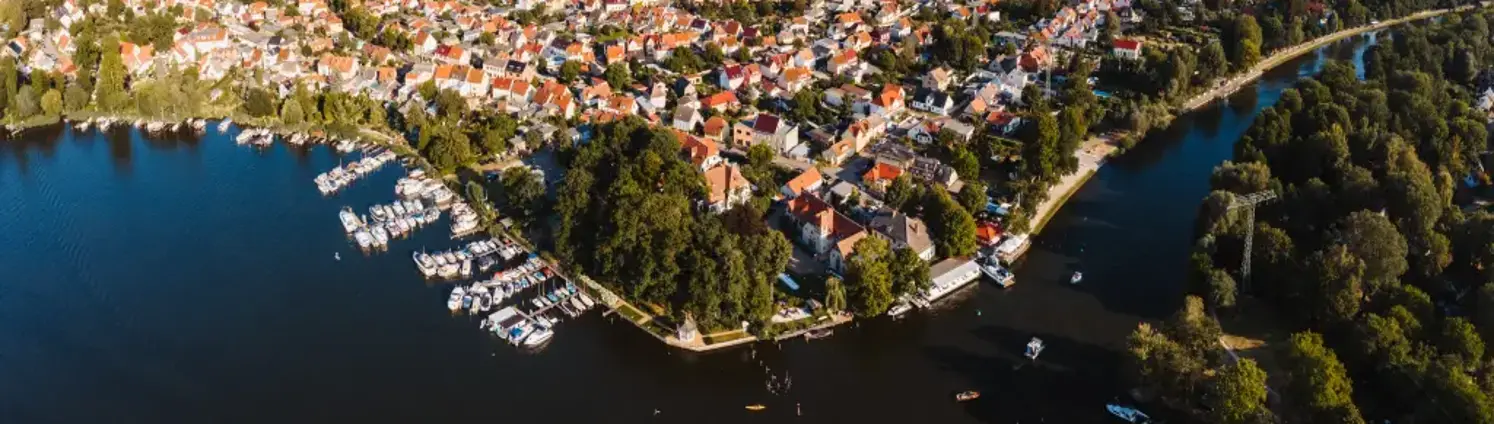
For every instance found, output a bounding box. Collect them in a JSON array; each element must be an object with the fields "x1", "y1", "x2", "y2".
[
  {"x1": 910, "y1": 88, "x2": 954, "y2": 115},
  {"x1": 786, "y1": 194, "x2": 868, "y2": 274},
  {"x1": 1112, "y1": 38, "x2": 1143, "y2": 60}
]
